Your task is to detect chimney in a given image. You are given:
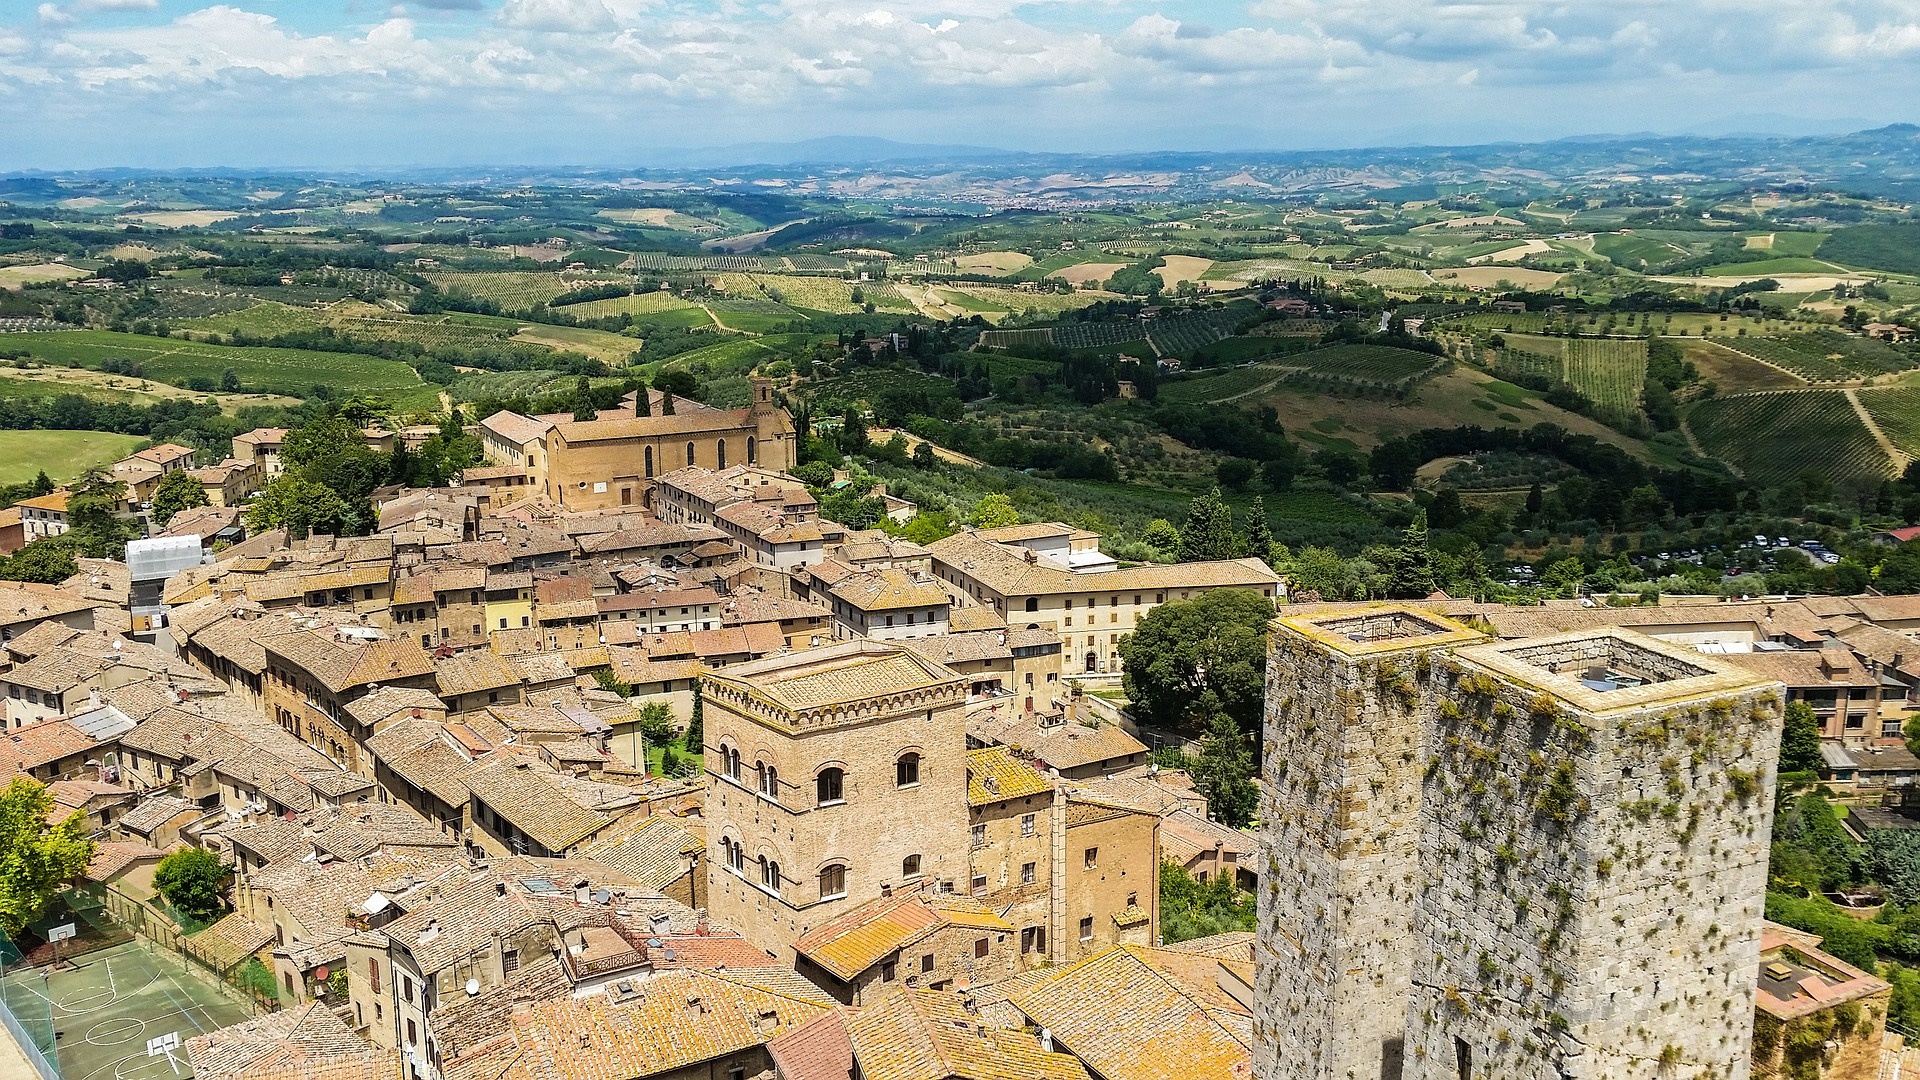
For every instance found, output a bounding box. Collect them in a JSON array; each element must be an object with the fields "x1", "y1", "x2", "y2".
[{"x1": 575, "y1": 879, "x2": 591, "y2": 905}]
